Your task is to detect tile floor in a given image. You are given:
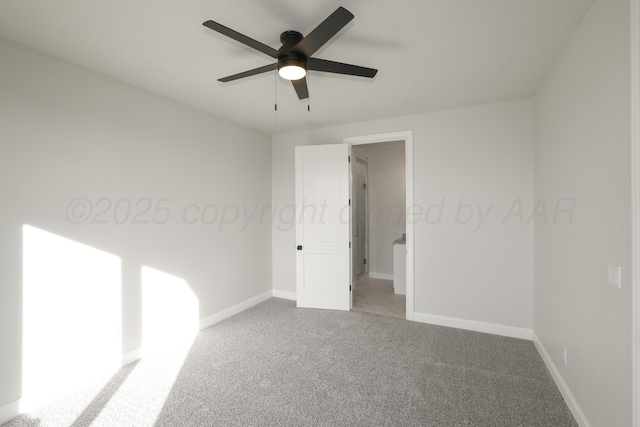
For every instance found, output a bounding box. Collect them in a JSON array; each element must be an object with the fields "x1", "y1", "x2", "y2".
[{"x1": 352, "y1": 277, "x2": 406, "y2": 319}]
